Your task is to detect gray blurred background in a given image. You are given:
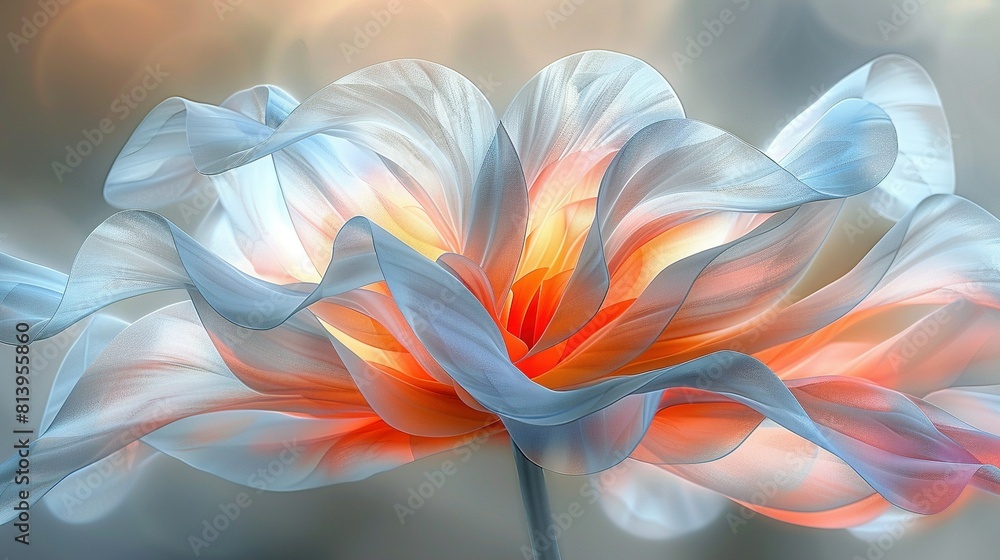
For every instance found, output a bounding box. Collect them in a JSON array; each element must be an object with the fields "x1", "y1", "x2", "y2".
[{"x1": 2, "y1": 0, "x2": 1000, "y2": 558}]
